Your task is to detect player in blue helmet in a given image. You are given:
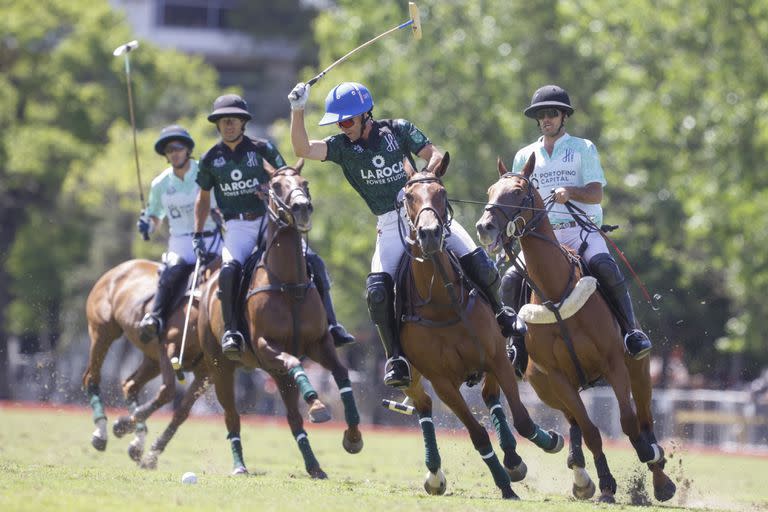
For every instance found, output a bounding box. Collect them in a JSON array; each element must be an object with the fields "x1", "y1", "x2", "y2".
[{"x1": 287, "y1": 81, "x2": 526, "y2": 389}]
